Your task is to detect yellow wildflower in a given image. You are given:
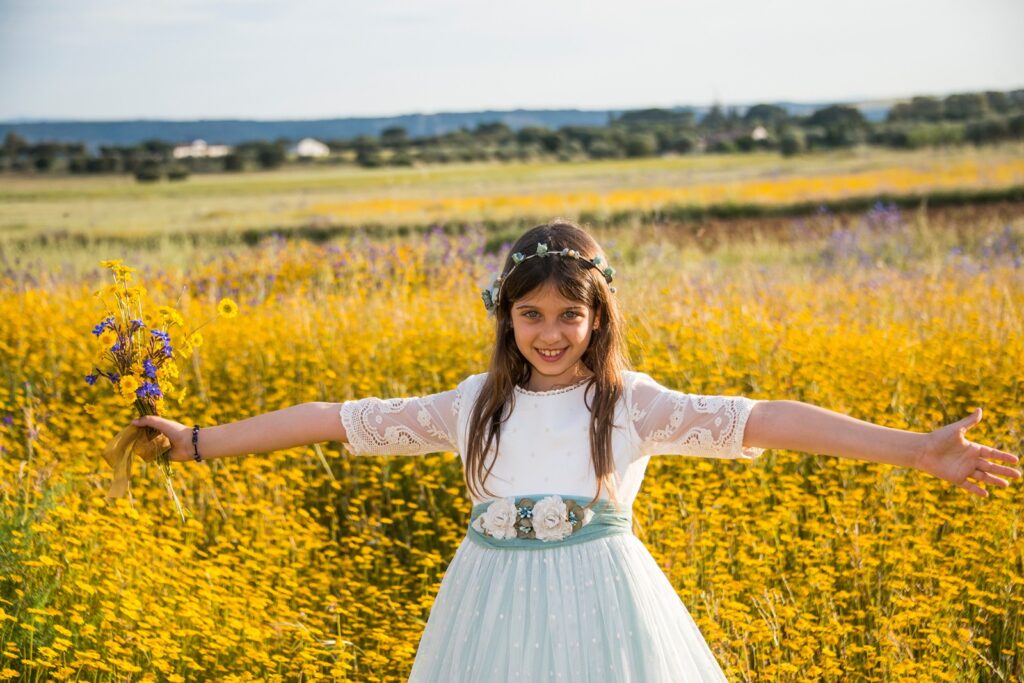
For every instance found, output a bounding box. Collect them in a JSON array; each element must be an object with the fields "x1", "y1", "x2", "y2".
[
  {"x1": 189, "y1": 332, "x2": 203, "y2": 348},
  {"x1": 217, "y1": 298, "x2": 239, "y2": 319},
  {"x1": 158, "y1": 362, "x2": 179, "y2": 381},
  {"x1": 98, "y1": 329, "x2": 118, "y2": 348},
  {"x1": 158, "y1": 306, "x2": 184, "y2": 328},
  {"x1": 118, "y1": 376, "x2": 141, "y2": 400}
]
